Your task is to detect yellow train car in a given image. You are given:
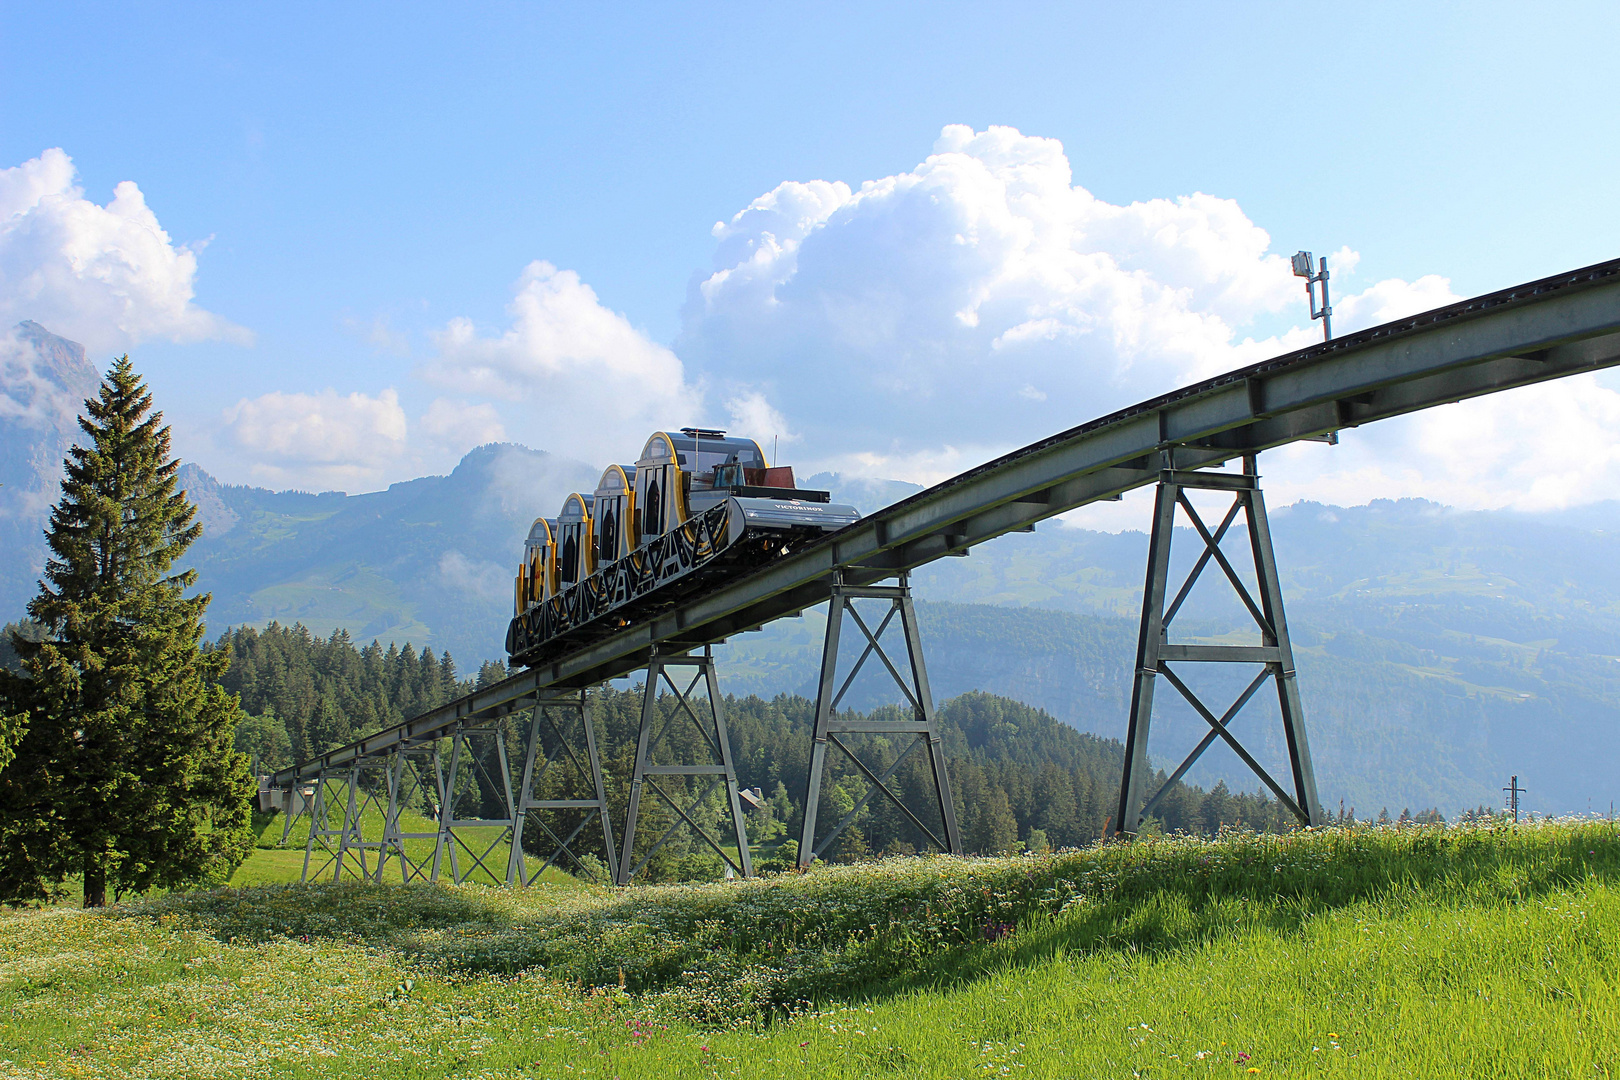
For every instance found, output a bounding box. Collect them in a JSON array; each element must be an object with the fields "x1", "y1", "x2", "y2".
[
  {"x1": 514, "y1": 518, "x2": 559, "y2": 616},
  {"x1": 634, "y1": 427, "x2": 776, "y2": 538},
  {"x1": 594, "y1": 464, "x2": 638, "y2": 564},
  {"x1": 634, "y1": 431, "x2": 682, "y2": 536},
  {"x1": 508, "y1": 426, "x2": 860, "y2": 666},
  {"x1": 556, "y1": 493, "x2": 596, "y2": 587}
]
